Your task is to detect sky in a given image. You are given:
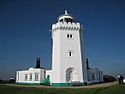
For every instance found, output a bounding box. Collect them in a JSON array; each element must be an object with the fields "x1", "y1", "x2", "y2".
[{"x1": 0, "y1": 0, "x2": 125, "y2": 80}]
